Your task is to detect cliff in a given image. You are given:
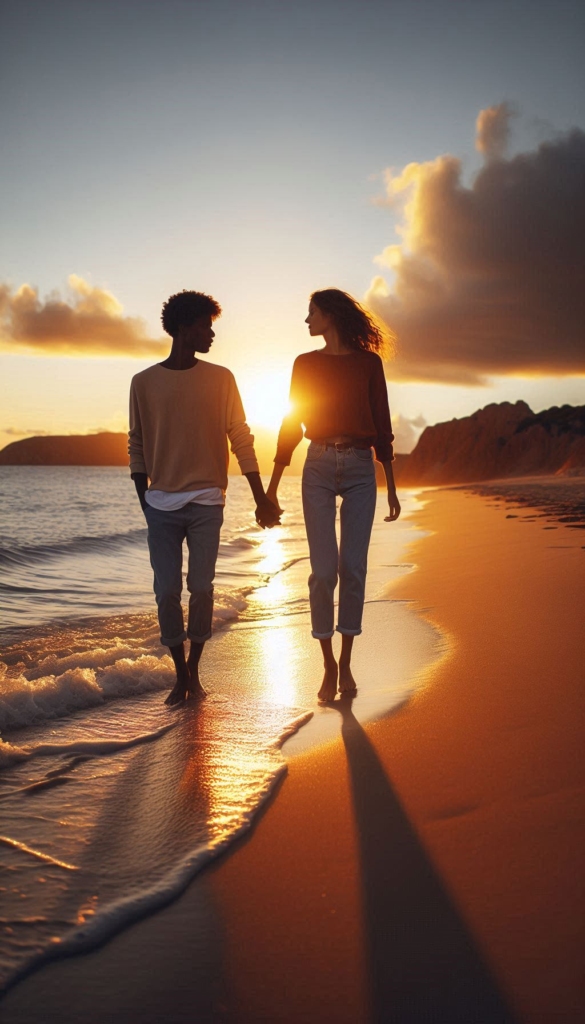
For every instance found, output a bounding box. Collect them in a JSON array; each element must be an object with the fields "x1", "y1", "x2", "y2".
[{"x1": 394, "y1": 402, "x2": 585, "y2": 485}]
